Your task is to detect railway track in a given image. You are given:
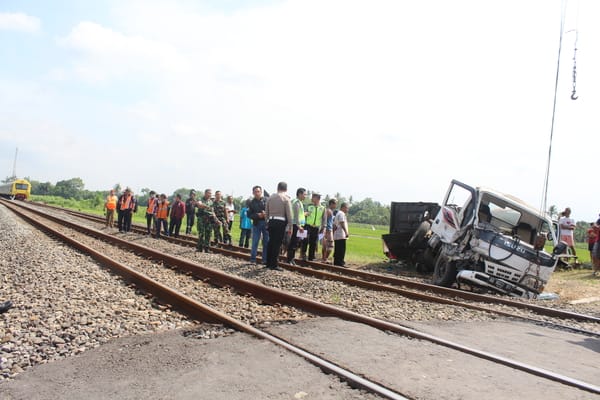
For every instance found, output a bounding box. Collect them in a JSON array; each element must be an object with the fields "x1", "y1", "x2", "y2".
[
  {"x1": 4, "y1": 199, "x2": 600, "y2": 396},
  {"x1": 30, "y1": 201, "x2": 600, "y2": 331},
  {"x1": 1, "y1": 200, "x2": 407, "y2": 399}
]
